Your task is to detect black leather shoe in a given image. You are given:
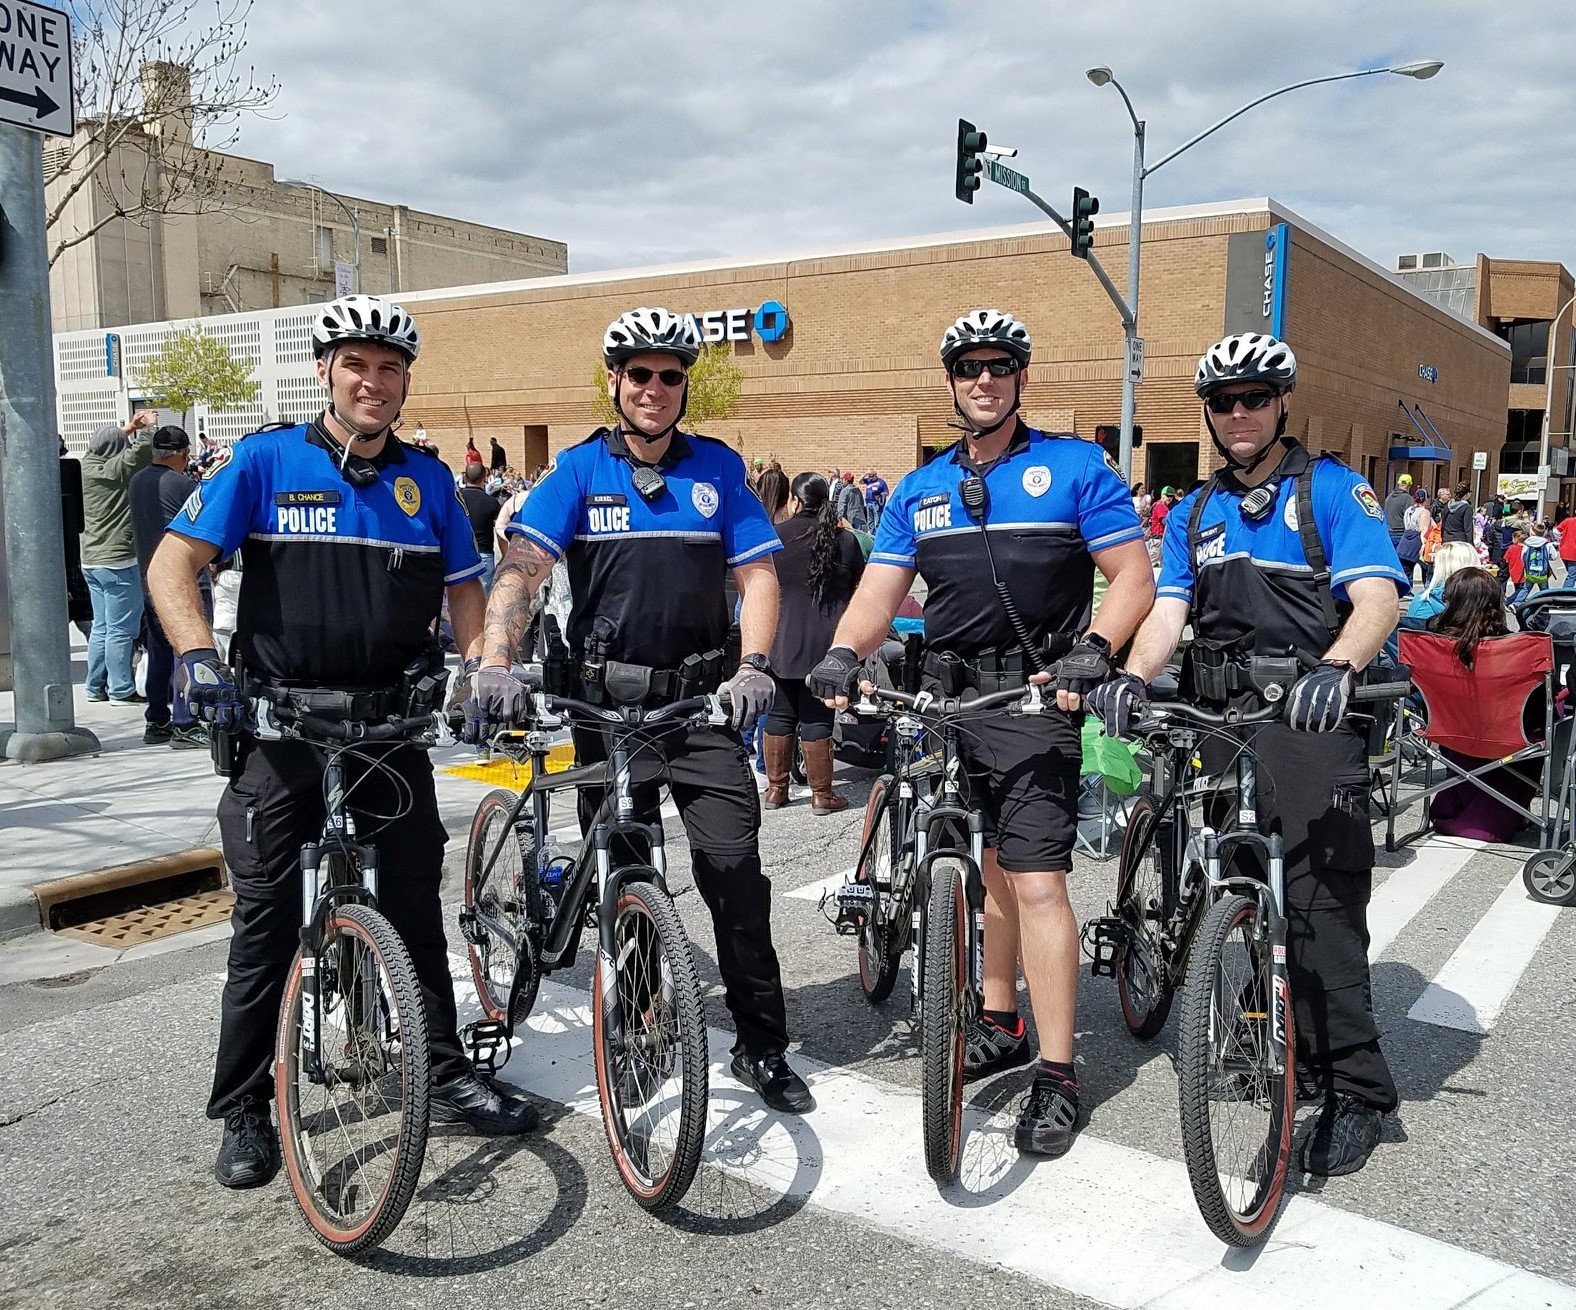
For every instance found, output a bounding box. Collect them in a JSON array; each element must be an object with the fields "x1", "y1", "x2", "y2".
[
  {"x1": 731, "y1": 1051, "x2": 814, "y2": 1114},
  {"x1": 1301, "y1": 1093, "x2": 1383, "y2": 1177},
  {"x1": 430, "y1": 1071, "x2": 539, "y2": 1135},
  {"x1": 215, "y1": 1098, "x2": 279, "y2": 1189}
]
